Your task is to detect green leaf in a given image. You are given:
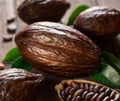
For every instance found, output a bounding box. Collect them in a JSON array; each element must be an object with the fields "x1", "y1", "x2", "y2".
[
  {"x1": 67, "y1": 5, "x2": 89, "y2": 26},
  {"x1": 102, "y1": 51, "x2": 120, "y2": 73},
  {"x1": 92, "y1": 63, "x2": 120, "y2": 89},
  {"x1": 11, "y1": 56, "x2": 32, "y2": 71},
  {"x1": 2, "y1": 47, "x2": 21, "y2": 63}
]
